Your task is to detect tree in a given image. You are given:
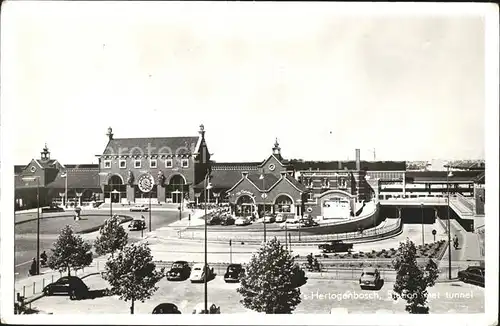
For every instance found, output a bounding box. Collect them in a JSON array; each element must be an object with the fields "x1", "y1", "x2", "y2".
[
  {"x1": 103, "y1": 242, "x2": 165, "y2": 314},
  {"x1": 94, "y1": 215, "x2": 128, "y2": 257},
  {"x1": 237, "y1": 237, "x2": 307, "y2": 314},
  {"x1": 48, "y1": 225, "x2": 93, "y2": 276},
  {"x1": 392, "y1": 238, "x2": 439, "y2": 314}
]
